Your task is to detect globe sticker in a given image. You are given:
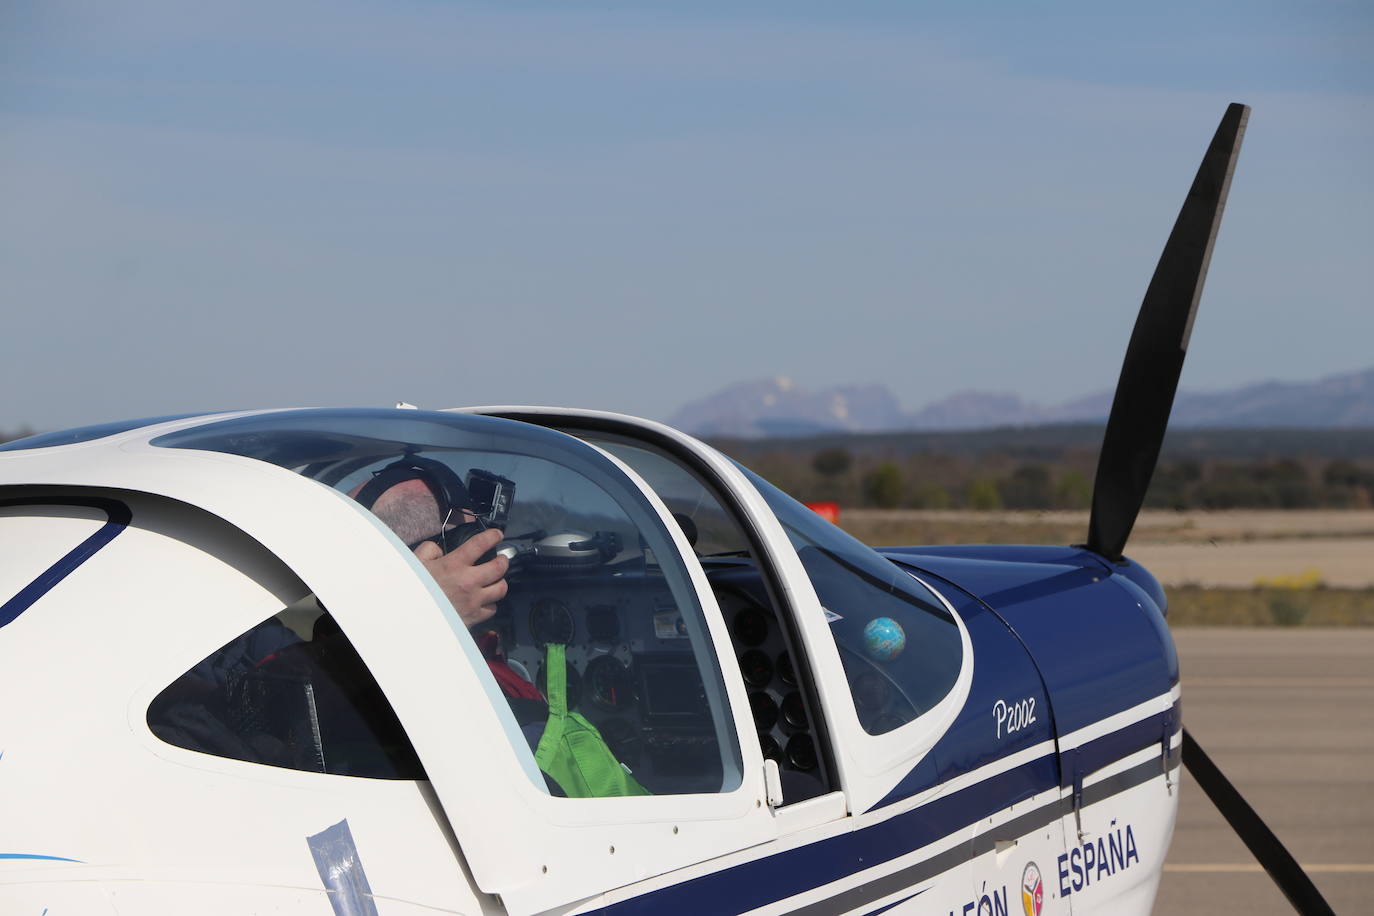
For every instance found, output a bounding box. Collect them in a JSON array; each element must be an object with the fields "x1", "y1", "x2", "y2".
[{"x1": 862, "y1": 617, "x2": 905, "y2": 662}]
